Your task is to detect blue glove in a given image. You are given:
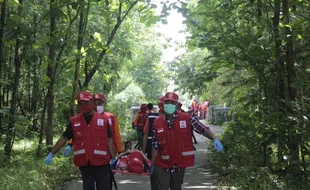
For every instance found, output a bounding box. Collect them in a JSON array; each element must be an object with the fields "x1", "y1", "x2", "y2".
[
  {"x1": 134, "y1": 126, "x2": 138, "y2": 131},
  {"x1": 64, "y1": 145, "x2": 72, "y2": 157},
  {"x1": 110, "y1": 159, "x2": 117, "y2": 169},
  {"x1": 150, "y1": 165, "x2": 155, "y2": 175},
  {"x1": 45, "y1": 152, "x2": 54, "y2": 165},
  {"x1": 213, "y1": 139, "x2": 224, "y2": 152}
]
